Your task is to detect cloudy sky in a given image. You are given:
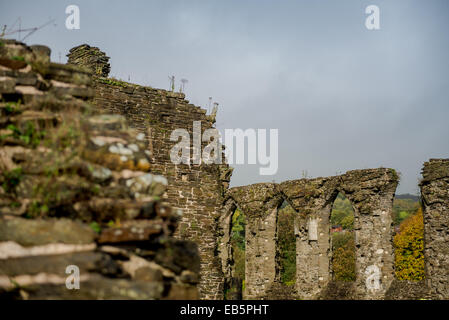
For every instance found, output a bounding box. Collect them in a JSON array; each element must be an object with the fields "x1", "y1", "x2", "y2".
[{"x1": 1, "y1": 0, "x2": 448, "y2": 194}]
